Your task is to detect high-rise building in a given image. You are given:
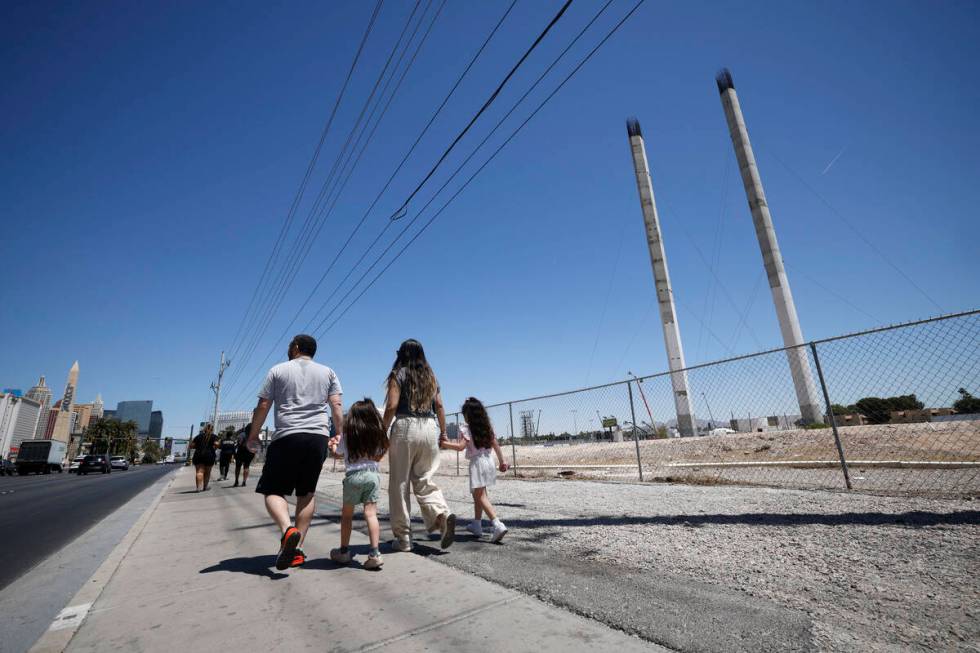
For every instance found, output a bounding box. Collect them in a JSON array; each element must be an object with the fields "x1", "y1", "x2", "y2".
[
  {"x1": 92, "y1": 394, "x2": 104, "y2": 420},
  {"x1": 51, "y1": 361, "x2": 79, "y2": 442},
  {"x1": 43, "y1": 401, "x2": 60, "y2": 439},
  {"x1": 72, "y1": 403, "x2": 94, "y2": 435},
  {"x1": 26, "y1": 376, "x2": 53, "y2": 440},
  {"x1": 116, "y1": 400, "x2": 153, "y2": 435},
  {"x1": 0, "y1": 393, "x2": 42, "y2": 459},
  {"x1": 149, "y1": 410, "x2": 163, "y2": 439},
  {"x1": 103, "y1": 409, "x2": 116, "y2": 420}
]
